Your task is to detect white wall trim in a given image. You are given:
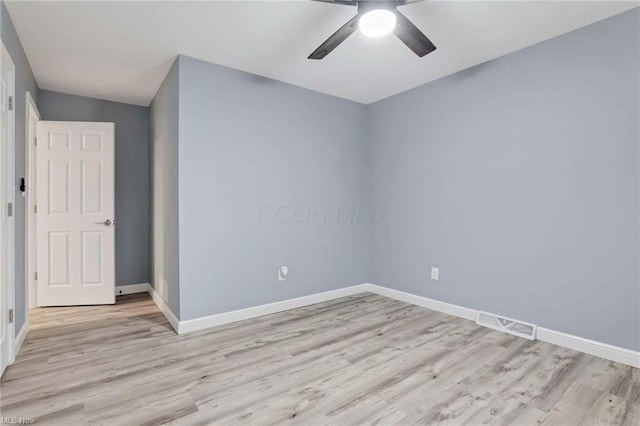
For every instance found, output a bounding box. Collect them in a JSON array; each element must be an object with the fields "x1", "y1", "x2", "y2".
[
  {"x1": 365, "y1": 284, "x2": 478, "y2": 321},
  {"x1": 364, "y1": 283, "x2": 639, "y2": 369},
  {"x1": 25, "y1": 90, "x2": 40, "y2": 311},
  {"x1": 13, "y1": 320, "x2": 28, "y2": 362},
  {"x1": 147, "y1": 282, "x2": 639, "y2": 368},
  {"x1": 178, "y1": 284, "x2": 371, "y2": 334},
  {"x1": 115, "y1": 283, "x2": 150, "y2": 296},
  {"x1": 536, "y1": 327, "x2": 640, "y2": 369},
  {"x1": 146, "y1": 284, "x2": 179, "y2": 333}
]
